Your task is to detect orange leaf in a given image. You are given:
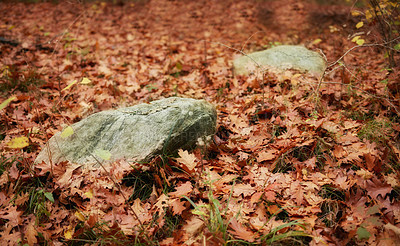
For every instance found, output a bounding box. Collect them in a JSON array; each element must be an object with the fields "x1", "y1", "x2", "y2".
[
  {"x1": 169, "y1": 181, "x2": 192, "y2": 197},
  {"x1": 183, "y1": 216, "x2": 204, "y2": 235},
  {"x1": 233, "y1": 184, "x2": 256, "y2": 197},
  {"x1": 170, "y1": 199, "x2": 186, "y2": 215},
  {"x1": 0, "y1": 205, "x2": 22, "y2": 227},
  {"x1": 229, "y1": 218, "x2": 254, "y2": 242},
  {"x1": 176, "y1": 149, "x2": 197, "y2": 171},
  {"x1": 26, "y1": 221, "x2": 38, "y2": 246},
  {"x1": 257, "y1": 149, "x2": 277, "y2": 162}
]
